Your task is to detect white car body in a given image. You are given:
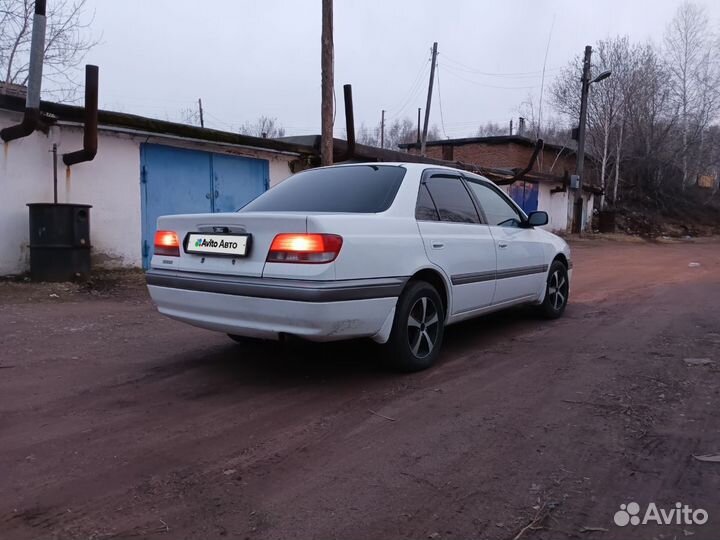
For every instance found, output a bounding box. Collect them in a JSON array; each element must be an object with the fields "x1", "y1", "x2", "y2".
[{"x1": 146, "y1": 163, "x2": 571, "y2": 344}]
